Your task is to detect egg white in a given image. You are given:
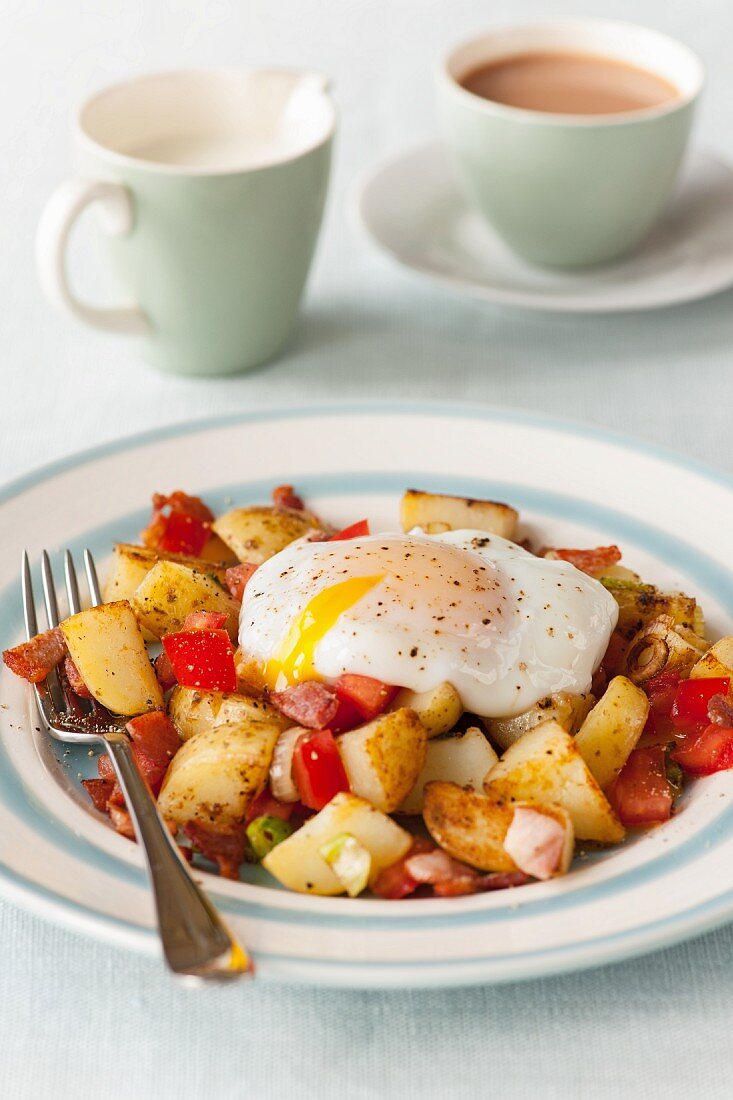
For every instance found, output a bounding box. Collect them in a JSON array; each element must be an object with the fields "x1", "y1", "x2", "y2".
[{"x1": 239, "y1": 529, "x2": 618, "y2": 718}]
